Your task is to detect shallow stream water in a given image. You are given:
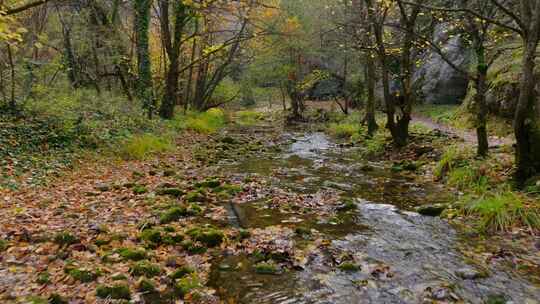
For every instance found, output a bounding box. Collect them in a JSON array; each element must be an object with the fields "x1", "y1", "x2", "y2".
[{"x1": 209, "y1": 132, "x2": 540, "y2": 304}]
